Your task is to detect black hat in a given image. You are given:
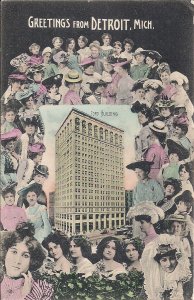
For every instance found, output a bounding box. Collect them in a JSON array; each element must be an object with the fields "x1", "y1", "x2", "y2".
[
  {"x1": 17, "y1": 182, "x2": 42, "y2": 197},
  {"x1": 154, "y1": 244, "x2": 177, "y2": 263},
  {"x1": 126, "y1": 160, "x2": 154, "y2": 172},
  {"x1": 21, "y1": 116, "x2": 38, "y2": 127},
  {"x1": 174, "y1": 190, "x2": 193, "y2": 205},
  {"x1": 167, "y1": 139, "x2": 190, "y2": 161},
  {"x1": 141, "y1": 50, "x2": 162, "y2": 61},
  {"x1": 163, "y1": 178, "x2": 182, "y2": 195},
  {"x1": 89, "y1": 80, "x2": 108, "y2": 92},
  {"x1": 42, "y1": 74, "x2": 63, "y2": 88},
  {"x1": 34, "y1": 165, "x2": 49, "y2": 178},
  {"x1": 131, "y1": 80, "x2": 145, "y2": 92}
]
